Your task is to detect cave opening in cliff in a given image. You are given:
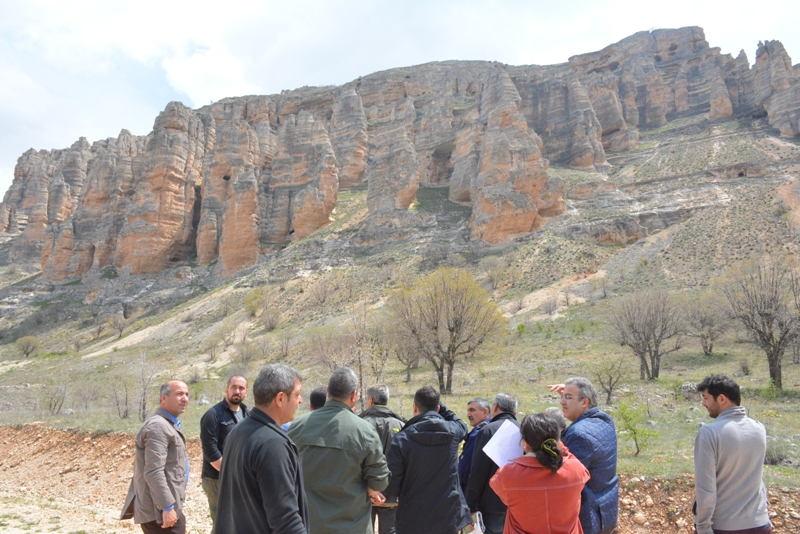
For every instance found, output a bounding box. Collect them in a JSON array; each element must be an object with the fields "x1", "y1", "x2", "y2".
[
  {"x1": 428, "y1": 141, "x2": 455, "y2": 186},
  {"x1": 169, "y1": 185, "x2": 201, "y2": 264}
]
